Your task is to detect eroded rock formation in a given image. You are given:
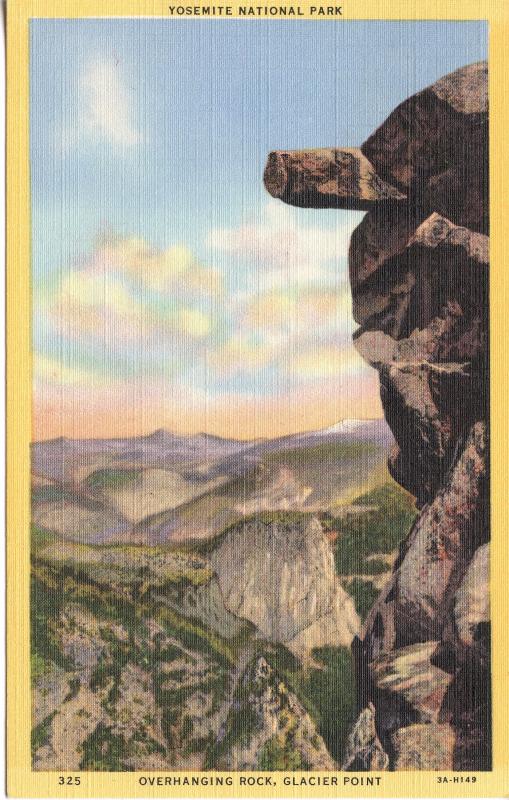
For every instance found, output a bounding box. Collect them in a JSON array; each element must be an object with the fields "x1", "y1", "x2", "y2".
[{"x1": 263, "y1": 61, "x2": 490, "y2": 770}]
